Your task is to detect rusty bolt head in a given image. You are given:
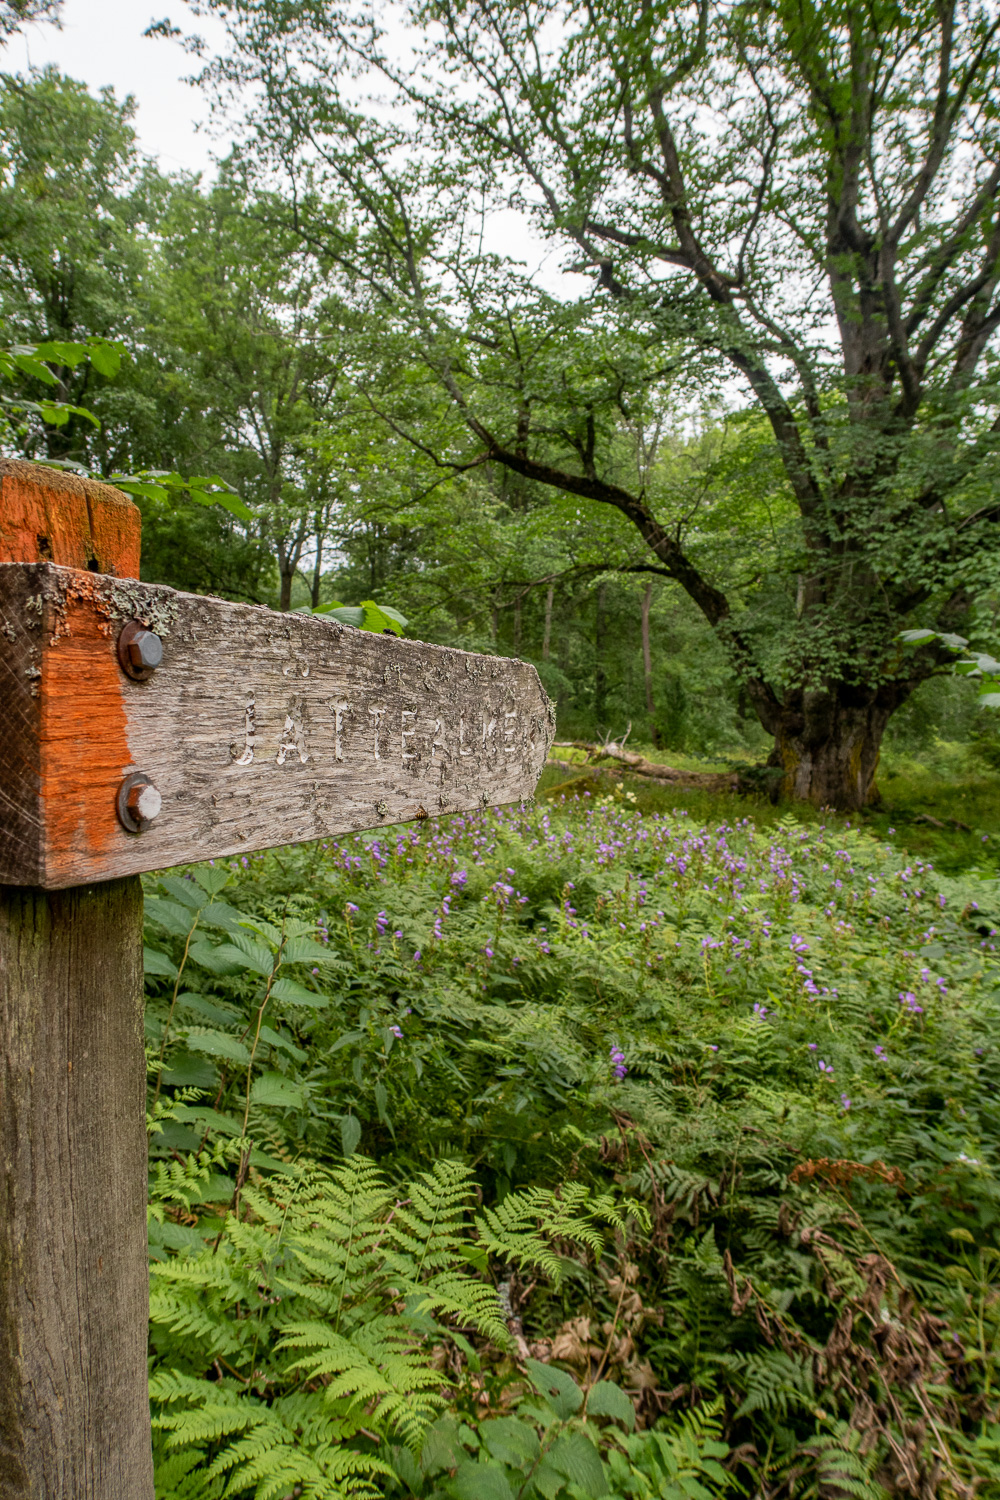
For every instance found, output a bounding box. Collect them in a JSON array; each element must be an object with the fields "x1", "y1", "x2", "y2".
[
  {"x1": 117, "y1": 620, "x2": 163, "y2": 681},
  {"x1": 117, "y1": 771, "x2": 162, "y2": 833}
]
